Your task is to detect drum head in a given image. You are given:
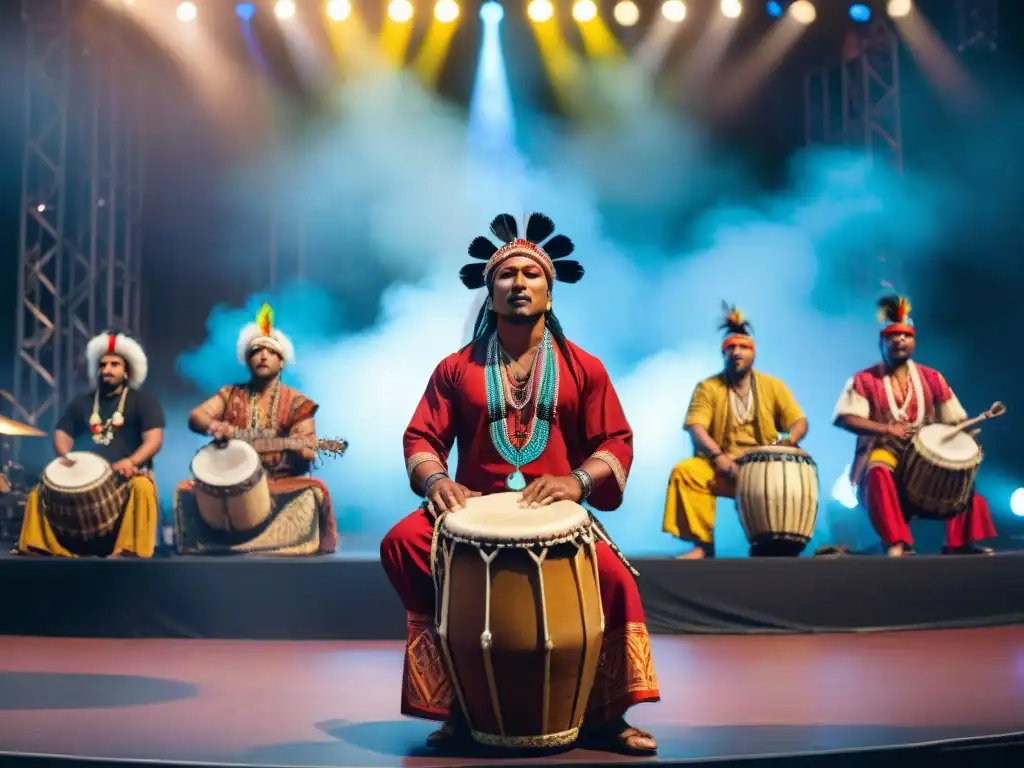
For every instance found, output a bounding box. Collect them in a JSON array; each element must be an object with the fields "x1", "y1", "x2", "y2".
[
  {"x1": 43, "y1": 451, "x2": 110, "y2": 489},
  {"x1": 916, "y1": 423, "x2": 979, "y2": 464},
  {"x1": 191, "y1": 439, "x2": 261, "y2": 487},
  {"x1": 442, "y1": 492, "x2": 590, "y2": 542}
]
